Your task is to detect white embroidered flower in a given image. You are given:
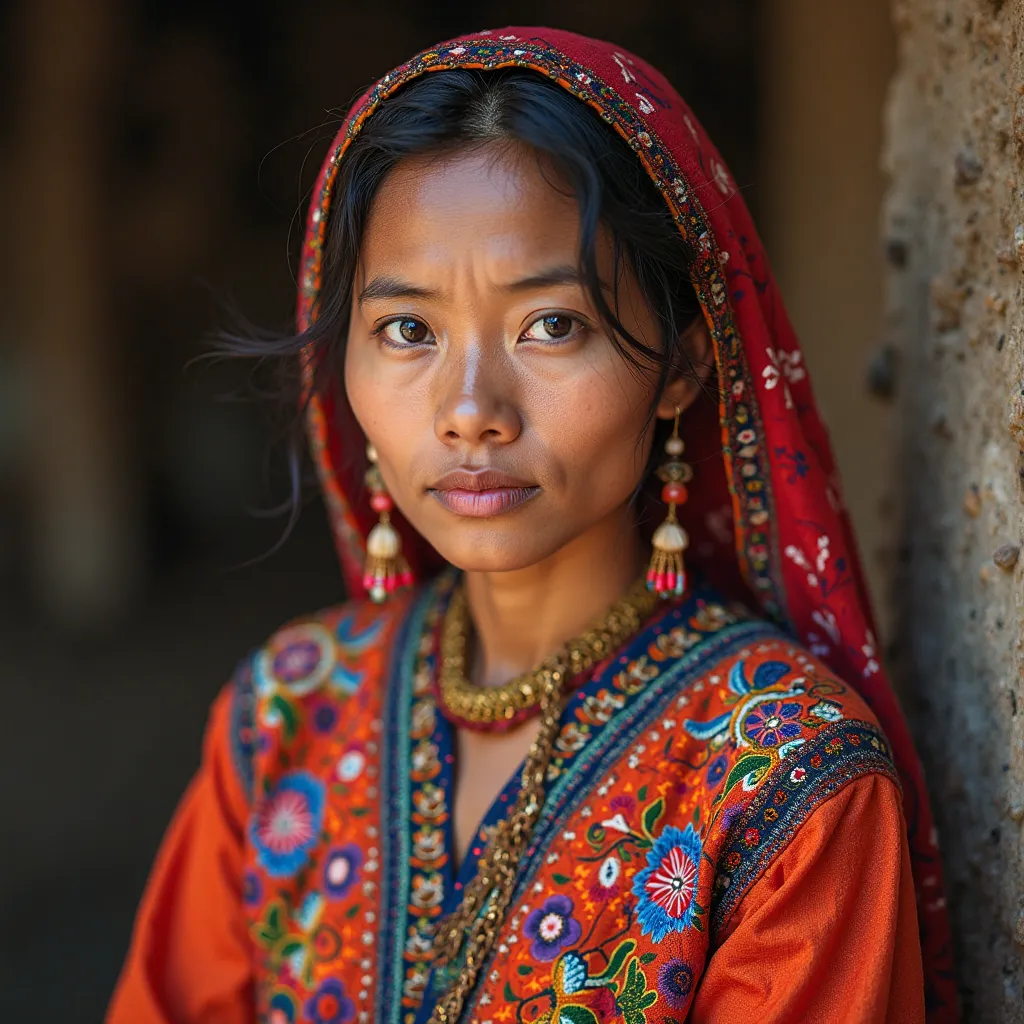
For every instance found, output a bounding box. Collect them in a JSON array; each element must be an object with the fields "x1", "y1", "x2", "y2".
[
  {"x1": 601, "y1": 813, "x2": 632, "y2": 834},
  {"x1": 712, "y1": 158, "x2": 731, "y2": 194},
  {"x1": 336, "y1": 750, "x2": 365, "y2": 782},
  {"x1": 778, "y1": 349, "x2": 806, "y2": 384},
  {"x1": 815, "y1": 535, "x2": 831, "y2": 574},
  {"x1": 613, "y1": 52, "x2": 636, "y2": 84},
  {"x1": 636, "y1": 92, "x2": 655, "y2": 115},
  {"x1": 811, "y1": 701, "x2": 844, "y2": 723},
  {"x1": 862, "y1": 631, "x2": 880, "y2": 676},
  {"x1": 811, "y1": 608, "x2": 840, "y2": 644},
  {"x1": 598, "y1": 856, "x2": 622, "y2": 888}
]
